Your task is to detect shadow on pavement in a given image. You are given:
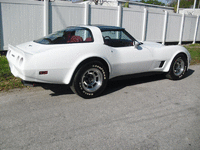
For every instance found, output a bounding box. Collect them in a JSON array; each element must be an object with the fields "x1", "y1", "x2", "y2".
[
  {"x1": 103, "y1": 68, "x2": 194, "y2": 96},
  {"x1": 41, "y1": 84, "x2": 73, "y2": 96},
  {"x1": 41, "y1": 69, "x2": 194, "y2": 97},
  {"x1": 184, "y1": 68, "x2": 195, "y2": 78}
]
